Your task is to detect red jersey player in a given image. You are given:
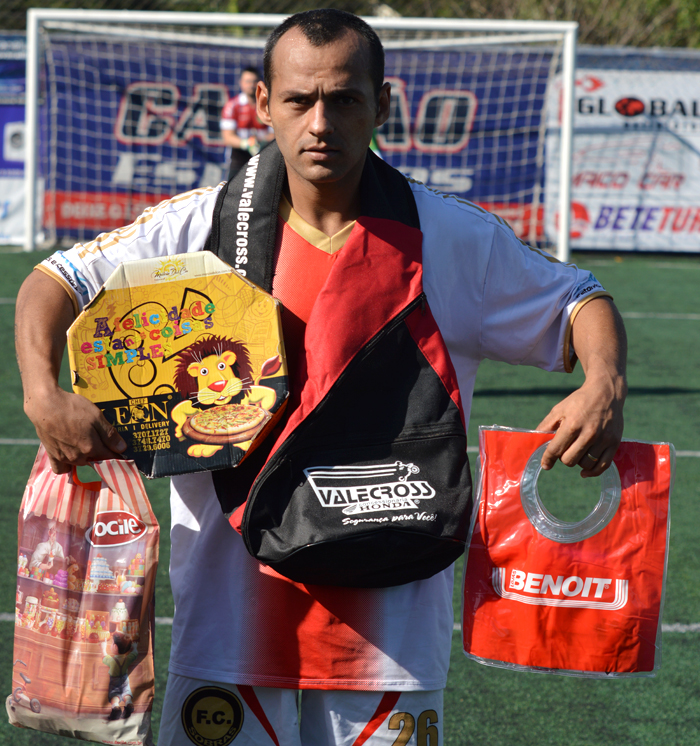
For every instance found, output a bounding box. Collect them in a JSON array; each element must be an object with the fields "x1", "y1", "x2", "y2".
[{"x1": 220, "y1": 66, "x2": 274, "y2": 179}]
